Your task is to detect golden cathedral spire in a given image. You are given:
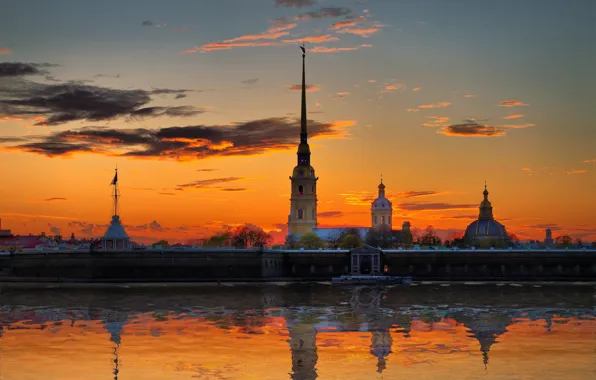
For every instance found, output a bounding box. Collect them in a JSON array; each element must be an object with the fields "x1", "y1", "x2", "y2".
[{"x1": 287, "y1": 45, "x2": 318, "y2": 237}]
